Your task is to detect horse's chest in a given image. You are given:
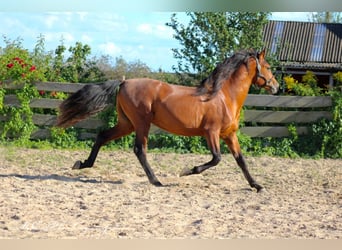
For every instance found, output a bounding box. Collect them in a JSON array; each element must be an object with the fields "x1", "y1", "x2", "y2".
[{"x1": 219, "y1": 108, "x2": 240, "y2": 136}]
